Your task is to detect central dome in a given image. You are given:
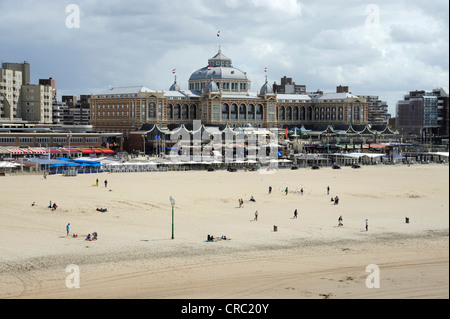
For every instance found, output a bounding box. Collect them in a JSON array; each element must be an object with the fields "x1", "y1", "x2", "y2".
[{"x1": 188, "y1": 47, "x2": 251, "y2": 93}]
